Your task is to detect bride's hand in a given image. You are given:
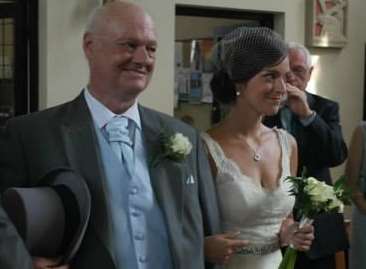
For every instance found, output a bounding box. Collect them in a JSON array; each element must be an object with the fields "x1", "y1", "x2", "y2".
[
  {"x1": 32, "y1": 257, "x2": 69, "y2": 269},
  {"x1": 204, "y1": 231, "x2": 249, "y2": 265},
  {"x1": 279, "y1": 217, "x2": 314, "y2": 251}
]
